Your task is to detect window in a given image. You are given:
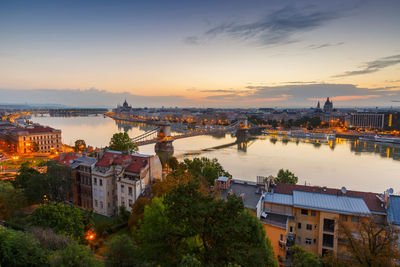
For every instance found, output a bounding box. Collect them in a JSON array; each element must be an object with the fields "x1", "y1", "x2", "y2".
[
  {"x1": 342, "y1": 215, "x2": 348, "y2": 222},
  {"x1": 297, "y1": 237, "x2": 301, "y2": 244},
  {"x1": 93, "y1": 178, "x2": 97, "y2": 185},
  {"x1": 99, "y1": 179, "x2": 103, "y2": 186},
  {"x1": 100, "y1": 201, "x2": 103, "y2": 209},
  {"x1": 323, "y1": 234, "x2": 334, "y2": 248},
  {"x1": 280, "y1": 234, "x2": 283, "y2": 241},
  {"x1": 315, "y1": 224, "x2": 318, "y2": 230},
  {"x1": 323, "y1": 218, "x2": 335, "y2": 233},
  {"x1": 121, "y1": 185, "x2": 125, "y2": 193},
  {"x1": 305, "y1": 238, "x2": 312, "y2": 245},
  {"x1": 313, "y1": 239, "x2": 317, "y2": 244},
  {"x1": 128, "y1": 187, "x2": 132, "y2": 196},
  {"x1": 311, "y1": 211, "x2": 316, "y2": 216},
  {"x1": 99, "y1": 190, "x2": 103, "y2": 197},
  {"x1": 289, "y1": 226, "x2": 293, "y2": 233},
  {"x1": 129, "y1": 199, "x2": 133, "y2": 207},
  {"x1": 301, "y1": 209, "x2": 308, "y2": 216},
  {"x1": 297, "y1": 223, "x2": 302, "y2": 229},
  {"x1": 93, "y1": 189, "x2": 97, "y2": 197},
  {"x1": 306, "y1": 224, "x2": 312, "y2": 230},
  {"x1": 95, "y1": 200, "x2": 98, "y2": 207},
  {"x1": 351, "y1": 216, "x2": 359, "y2": 223}
]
